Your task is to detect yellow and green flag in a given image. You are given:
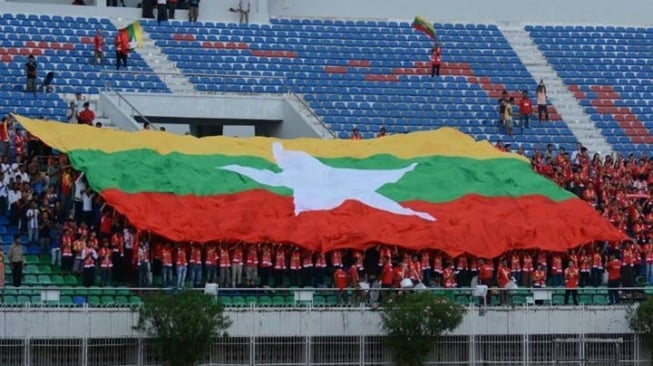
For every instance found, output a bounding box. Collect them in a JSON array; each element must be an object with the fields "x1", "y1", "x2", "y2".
[
  {"x1": 119, "y1": 20, "x2": 143, "y2": 50},
  {"x1": 412, "y1": 16, "x2": 436, "y2": 39}
]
